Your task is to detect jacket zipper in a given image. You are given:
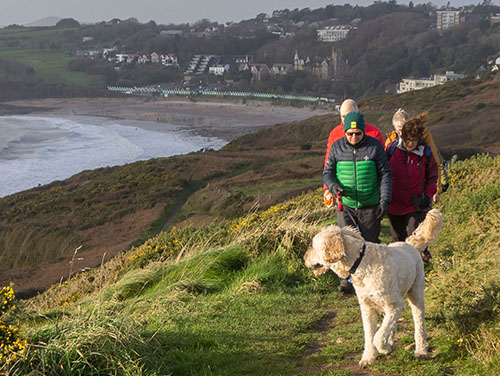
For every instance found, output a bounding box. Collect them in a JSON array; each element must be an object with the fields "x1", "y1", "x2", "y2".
[{"x1": 353, "y1": 148, "x2": 358, "y2": 209}]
